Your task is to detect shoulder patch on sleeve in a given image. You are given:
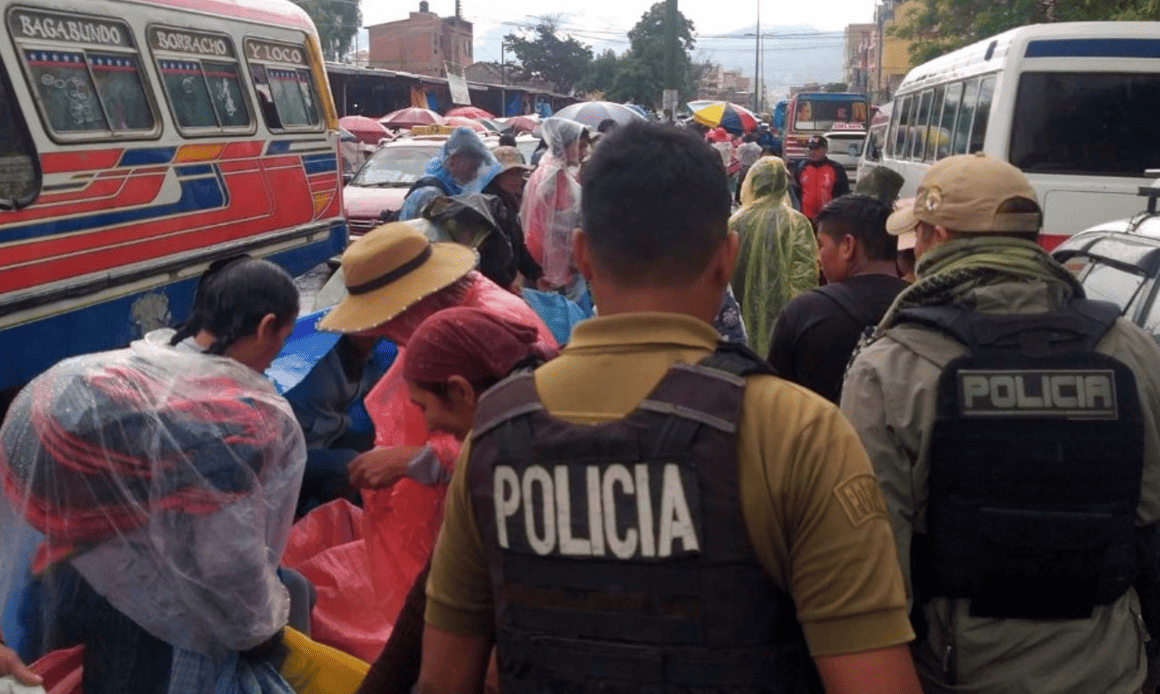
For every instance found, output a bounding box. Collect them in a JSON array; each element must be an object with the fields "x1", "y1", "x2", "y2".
[{"x1": 833, "y1": 474, "x2": 890, "y2": 527}]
